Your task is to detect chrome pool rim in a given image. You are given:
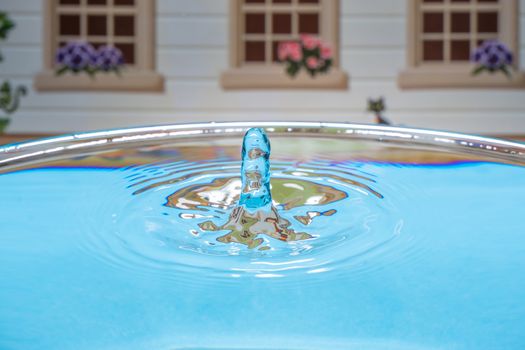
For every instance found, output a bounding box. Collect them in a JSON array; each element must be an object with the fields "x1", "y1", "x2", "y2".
[{"x1": 1, "y1": 121, "x2": 524, "y2": 170}]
